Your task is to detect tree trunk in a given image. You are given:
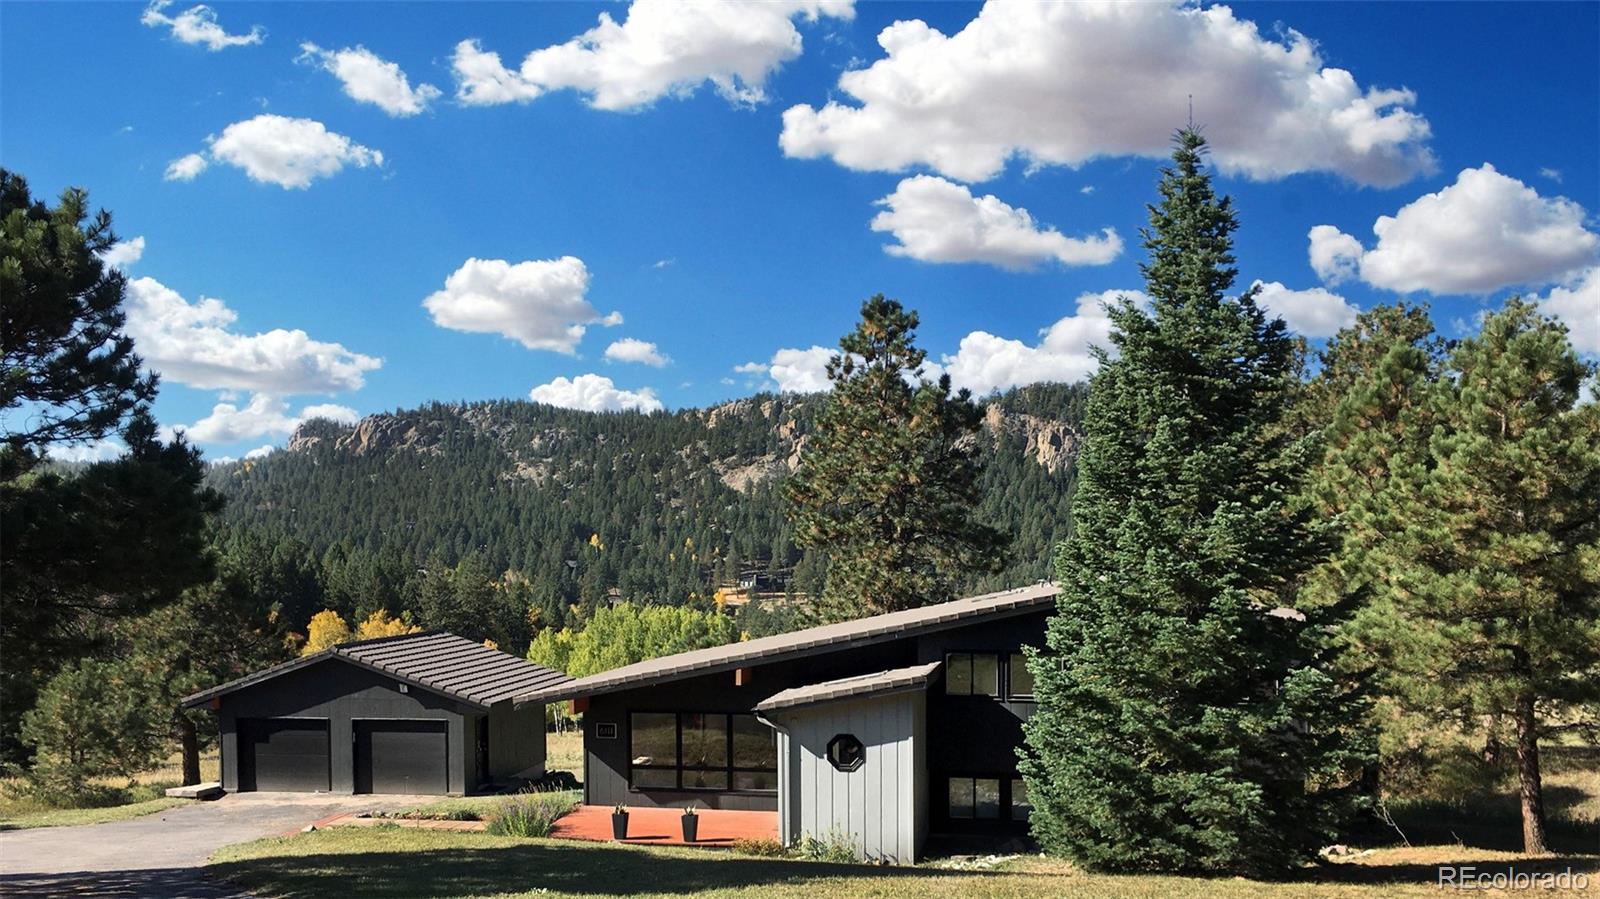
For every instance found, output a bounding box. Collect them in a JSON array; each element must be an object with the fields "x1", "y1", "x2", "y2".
[
  {"x1": 1512, "y1": 693, "x2": 1549, "y2": 855},
  {"x1": 176, "y1": 712, "x2": 201, "y2": 786}
]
